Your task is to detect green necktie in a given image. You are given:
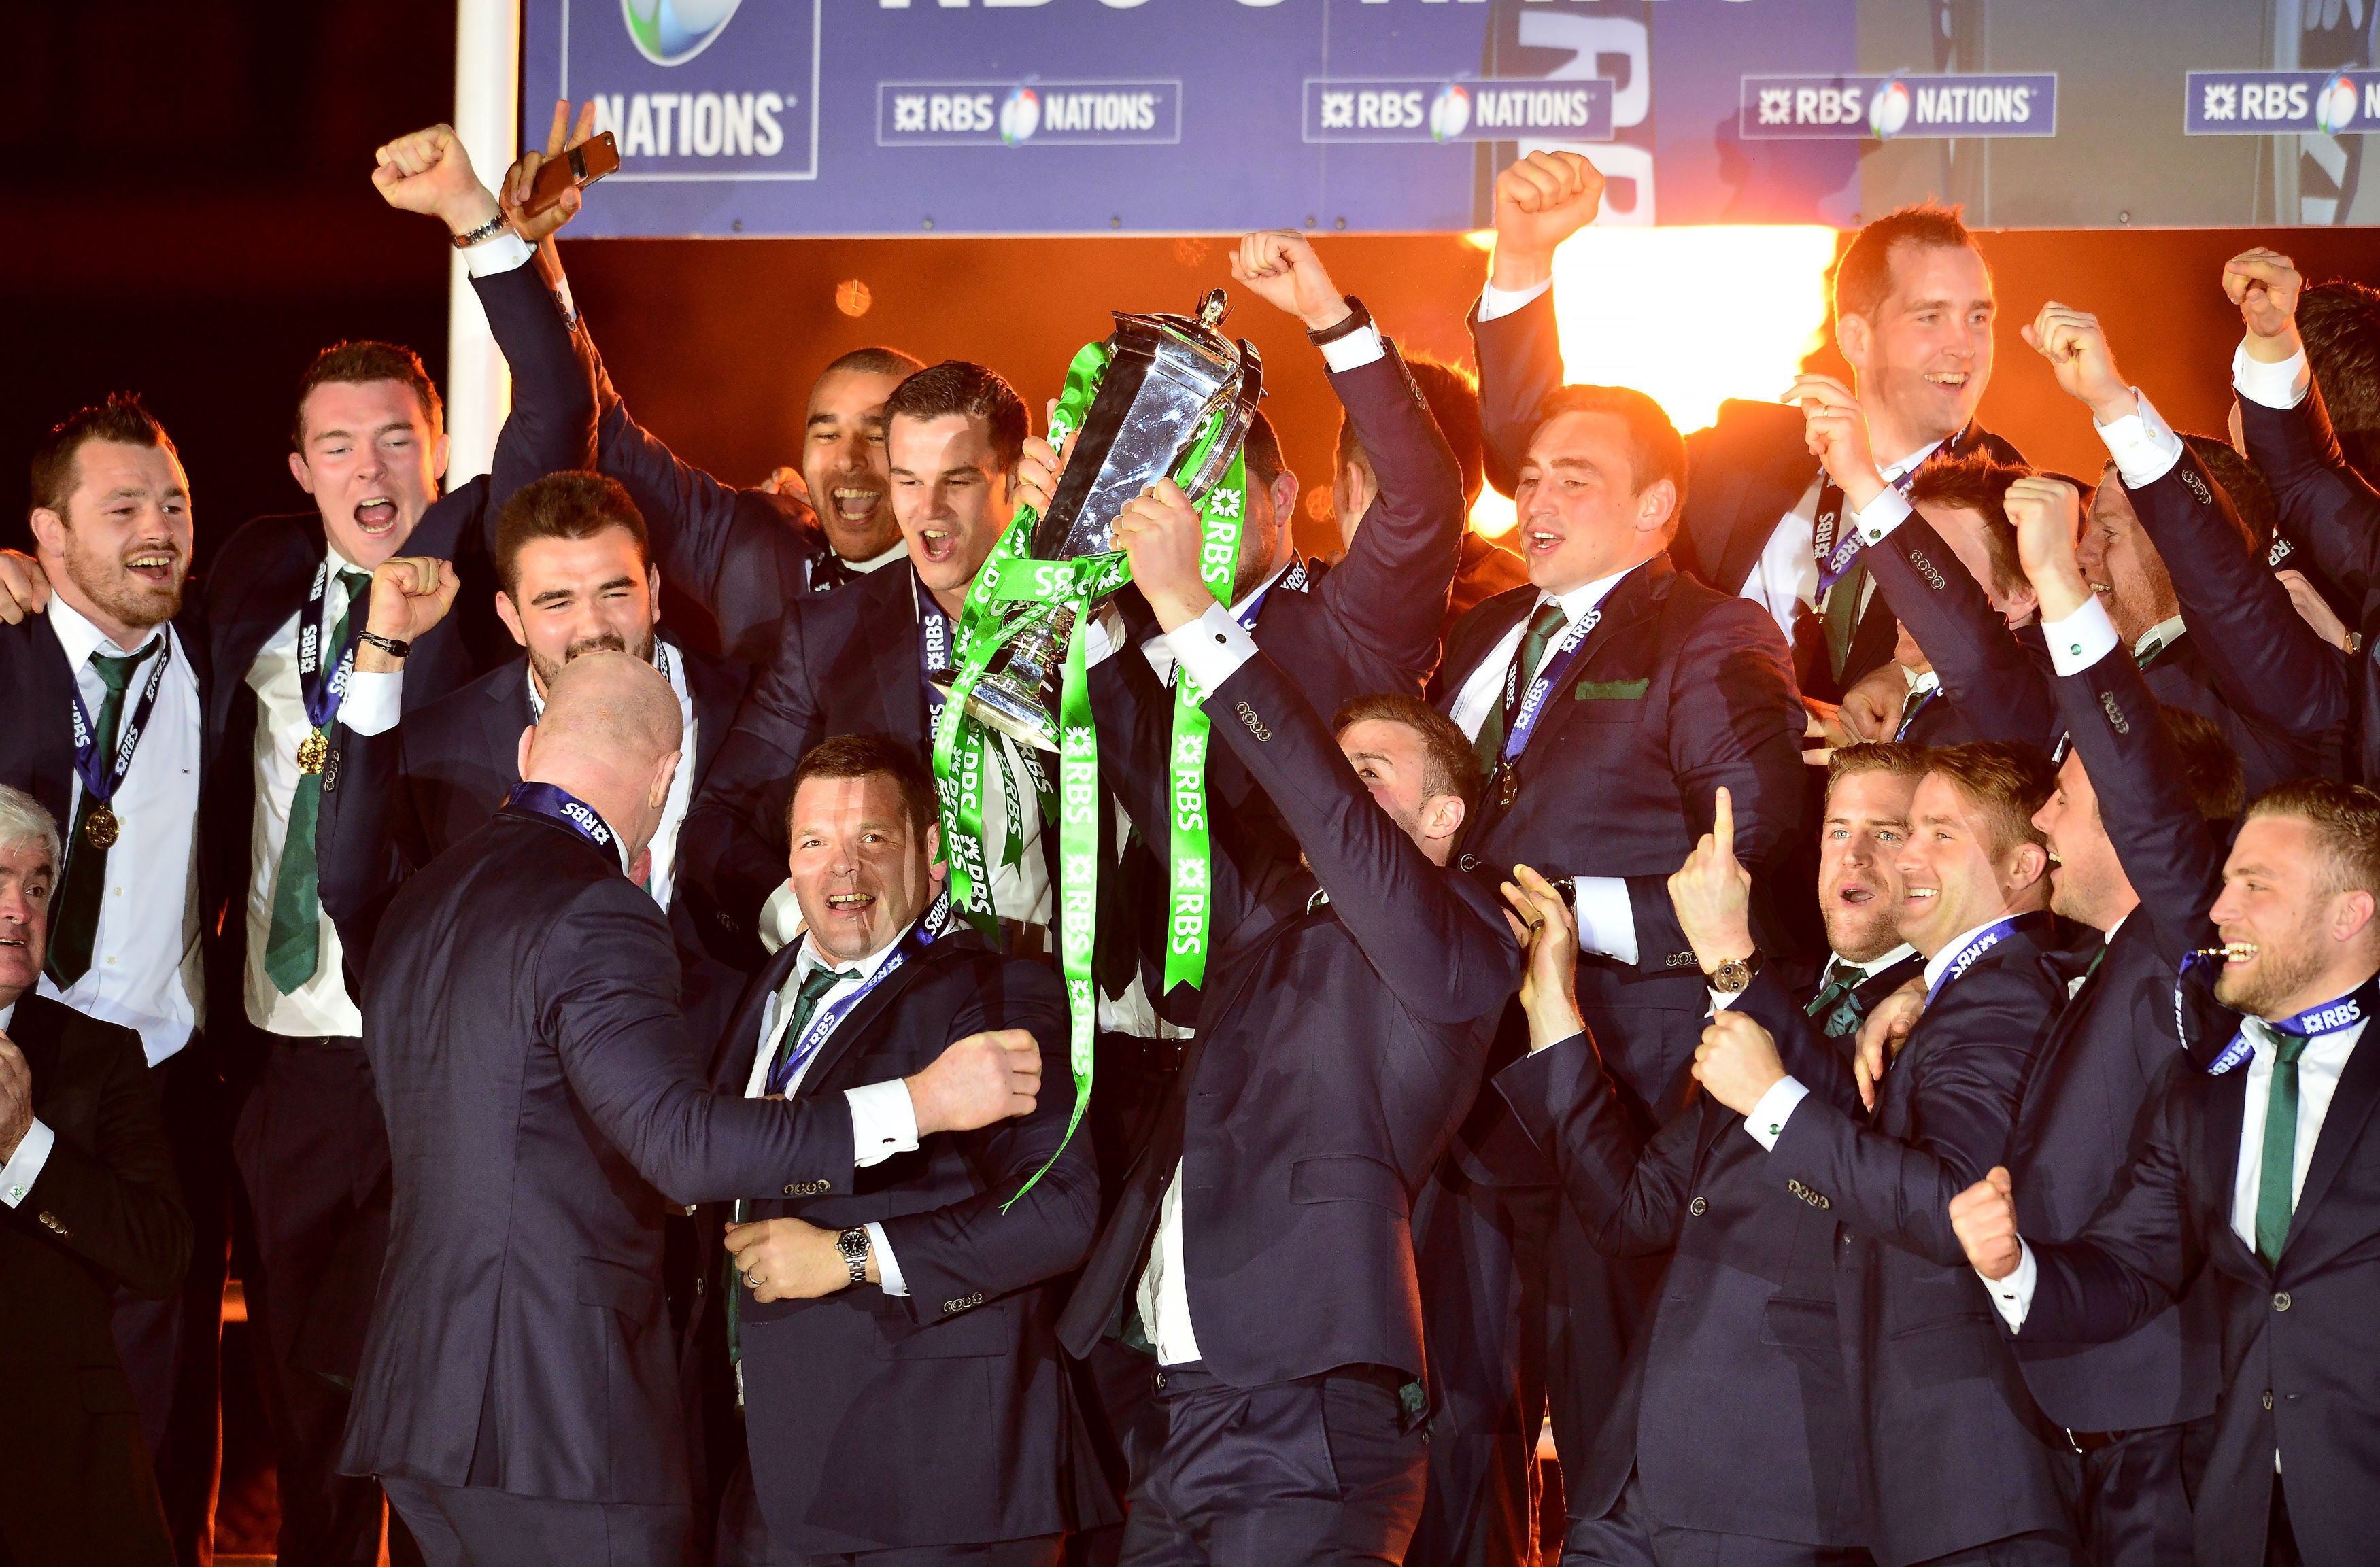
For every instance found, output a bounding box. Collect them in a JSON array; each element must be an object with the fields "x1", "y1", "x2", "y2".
[
  {"x1": 2253, "y1": 1027, "x2": 2311, "y2": 1269},
  {"x1": 1474, "y1": 599, "x2": 1570, "y2": 779},
  {"x1": 1822, "y1": 564, "x2": 1869, "y2": 683},
  {"x1": 1806, "y1": 961, "x2": 1867, "y2": 1038},
  {"x1": 265, "y1": 568, "x2": 372, "y2": 994},
  {"x1": 47, "y1": 646, "x2": 154, "y2": 988}
]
